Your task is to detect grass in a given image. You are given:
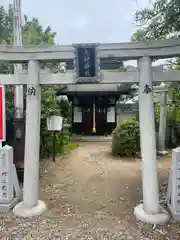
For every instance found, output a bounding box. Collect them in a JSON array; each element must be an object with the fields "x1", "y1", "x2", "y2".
[{"x1": 61, "y1": 141, "x2": 79, "y2": 155}]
